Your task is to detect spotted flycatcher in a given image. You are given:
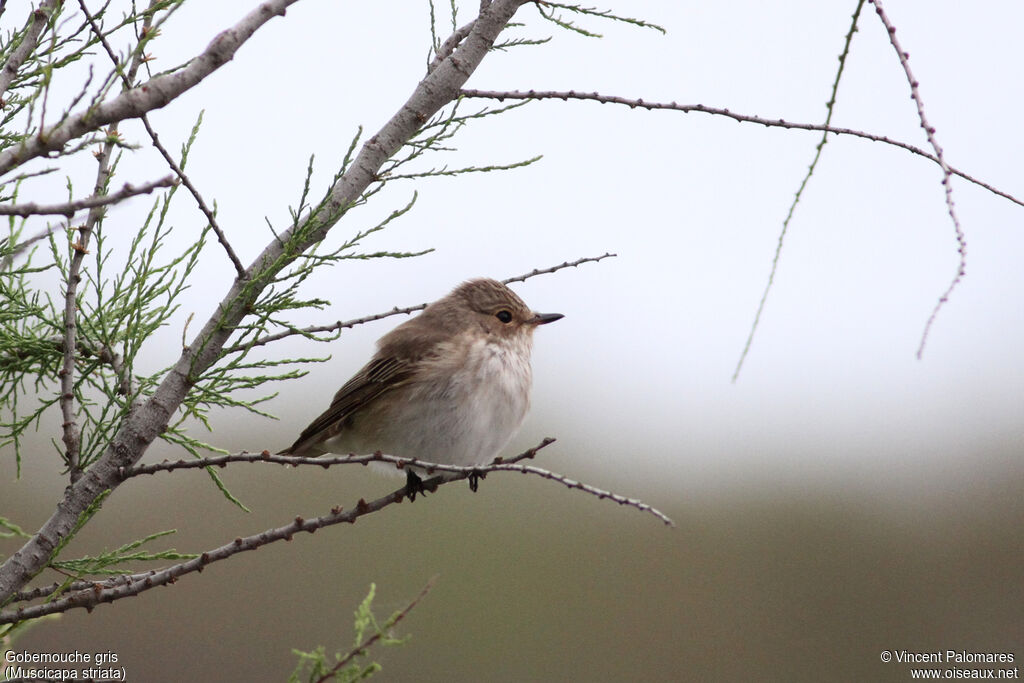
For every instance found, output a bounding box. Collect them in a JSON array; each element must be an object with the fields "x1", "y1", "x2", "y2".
[{"x1": 280, "y1": 278, "x2": 563, "y2": 498}]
